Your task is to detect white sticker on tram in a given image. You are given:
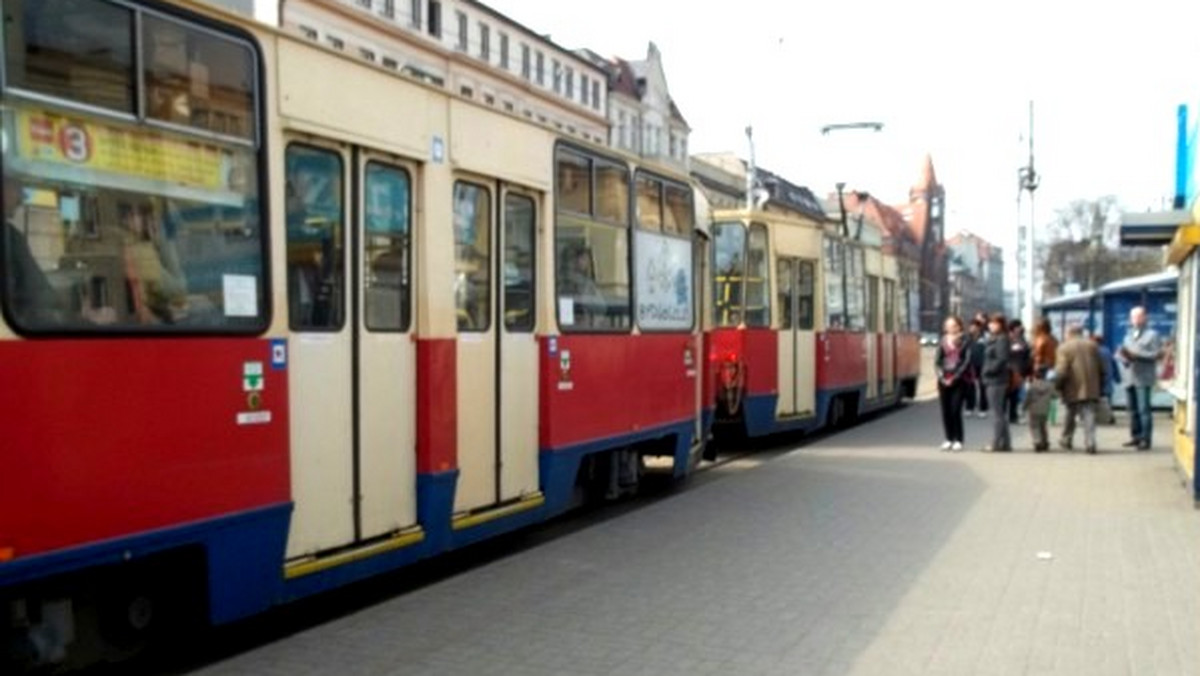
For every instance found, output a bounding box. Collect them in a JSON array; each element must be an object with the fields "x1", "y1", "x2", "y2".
[
  {"x1": 559, "y1": 297, "x2": 575, "y2": 326},
  {"x1": 236, "y1": 411, "x2": 272, "y2": 425},
  {"x1": 223, "y1": 274, "x2": 259, "y2": 317}
]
